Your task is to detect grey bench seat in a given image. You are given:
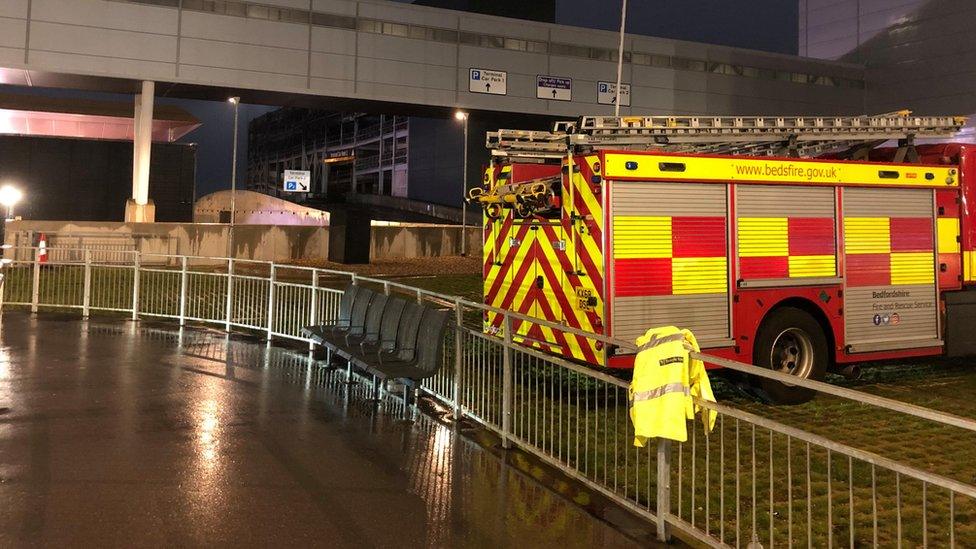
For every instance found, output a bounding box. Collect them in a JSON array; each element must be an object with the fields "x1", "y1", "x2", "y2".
[{"x1": 303, "y1": 285, "x2": 450, "y2": 388}]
